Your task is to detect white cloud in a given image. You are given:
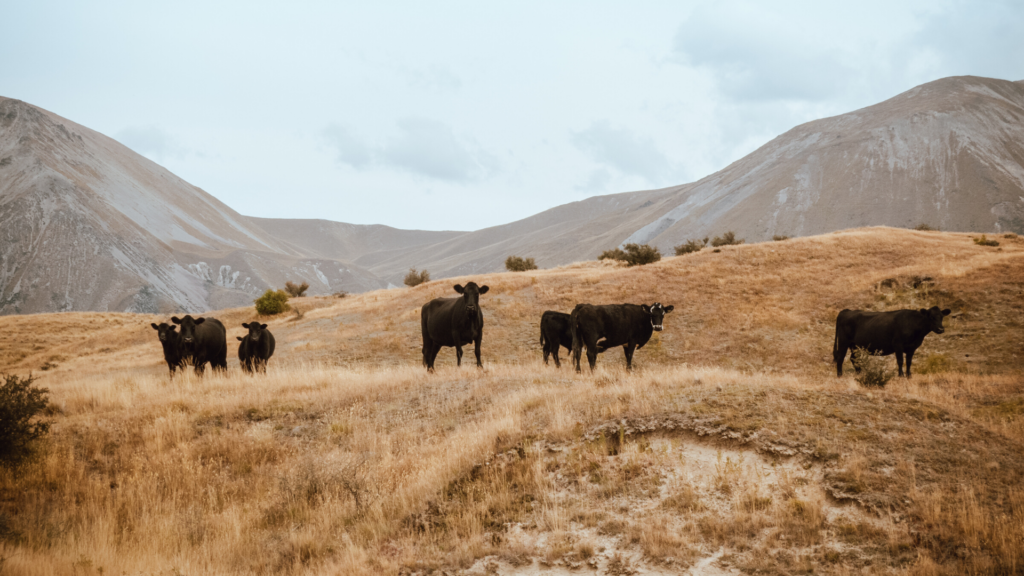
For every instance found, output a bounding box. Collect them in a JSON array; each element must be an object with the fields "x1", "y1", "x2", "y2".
[
  {"x1": 571, "y1": 121, "x2": 675, "y2": 184},
  {"x1": 116, "y1": 125, "x2": 188, "y2": 161}
]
